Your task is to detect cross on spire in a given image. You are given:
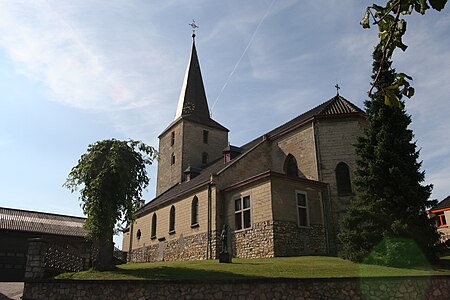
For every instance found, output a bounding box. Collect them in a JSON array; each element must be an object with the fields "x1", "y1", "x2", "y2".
[
  {"x1": 189, "y1": 20, "x2": 199, "y2": 38},
  {"x1": 335, "y1": 83, "x2": 340, "y2": 96}
]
